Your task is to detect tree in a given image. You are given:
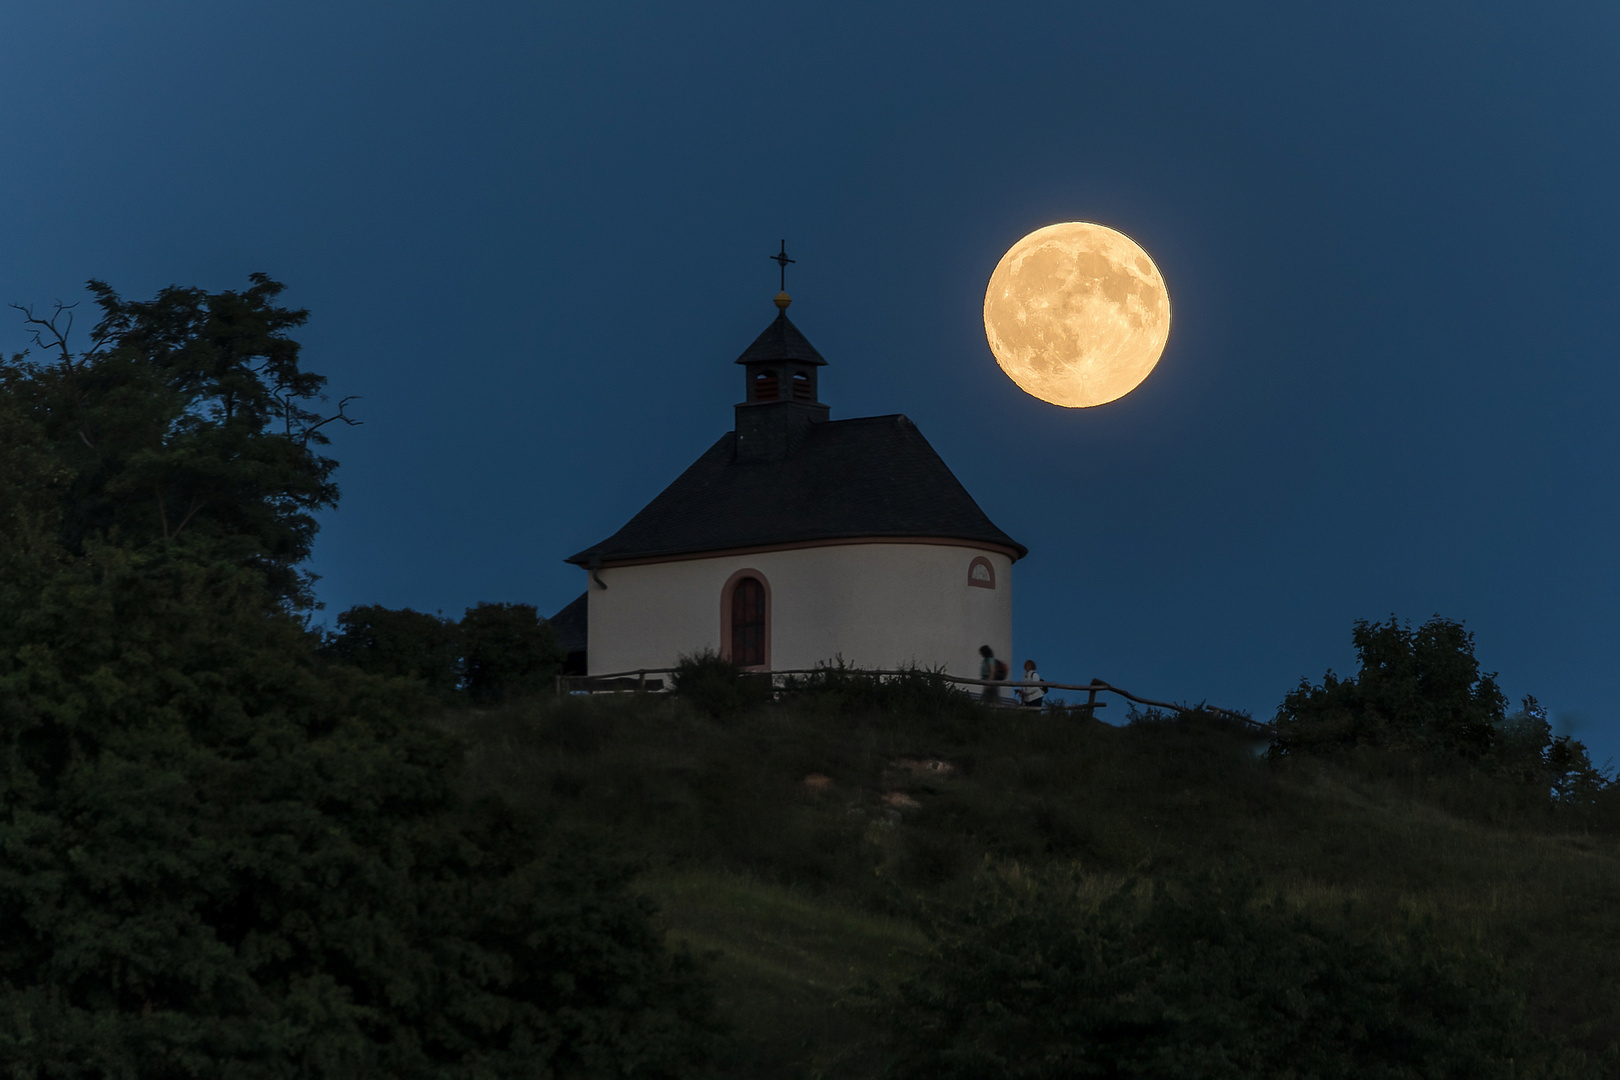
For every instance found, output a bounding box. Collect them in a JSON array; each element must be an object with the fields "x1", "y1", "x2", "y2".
[
  {"x1": 459, "y1": 602, "x2": 563, "y2": 704},
  {"x1": 1273, "y1": 616, "x2": 1609, "y2": 809},
  {"x1": 4, "y1": 275, "x2": 354, "y2": 610},
  {"x1": 0, "y1": 386, "x2": 65, "y2": 595},
  {"x1": 322, "y1": 604, "x2": 461, "y2": 700},
  {"x1": 0, "y1": 279, "x2": 722, "y2": 1076},
  {"x1": 1274, "y1": 616, "x2": 1507, "y2": 758}
]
